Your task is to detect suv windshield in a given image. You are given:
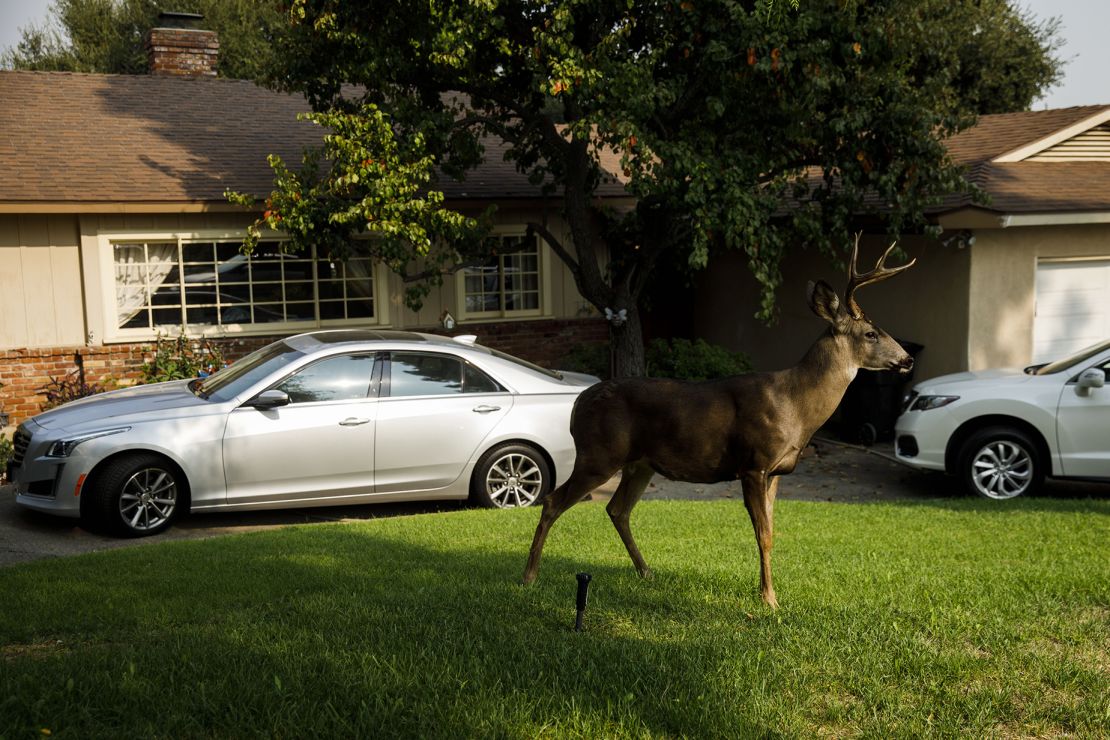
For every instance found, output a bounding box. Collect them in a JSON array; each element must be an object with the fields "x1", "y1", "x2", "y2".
[
  {"x1": 1035, "y1": 339, "x2": 1110, "y2": 376},
  {"x1": 195, "y1": 341, "x2": 305, "y2": 402}
]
